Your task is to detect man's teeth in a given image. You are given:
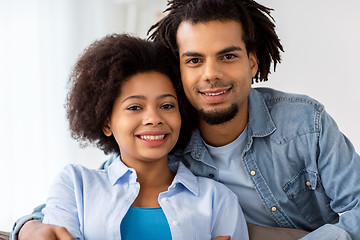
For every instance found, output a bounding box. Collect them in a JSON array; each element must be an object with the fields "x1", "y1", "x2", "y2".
[
  {"x1": 139, "y1": 135, "x2": 166, "y2": 141},
  {"x1": 204, "y1": 90, "x2": 227, "y2": 96}
]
